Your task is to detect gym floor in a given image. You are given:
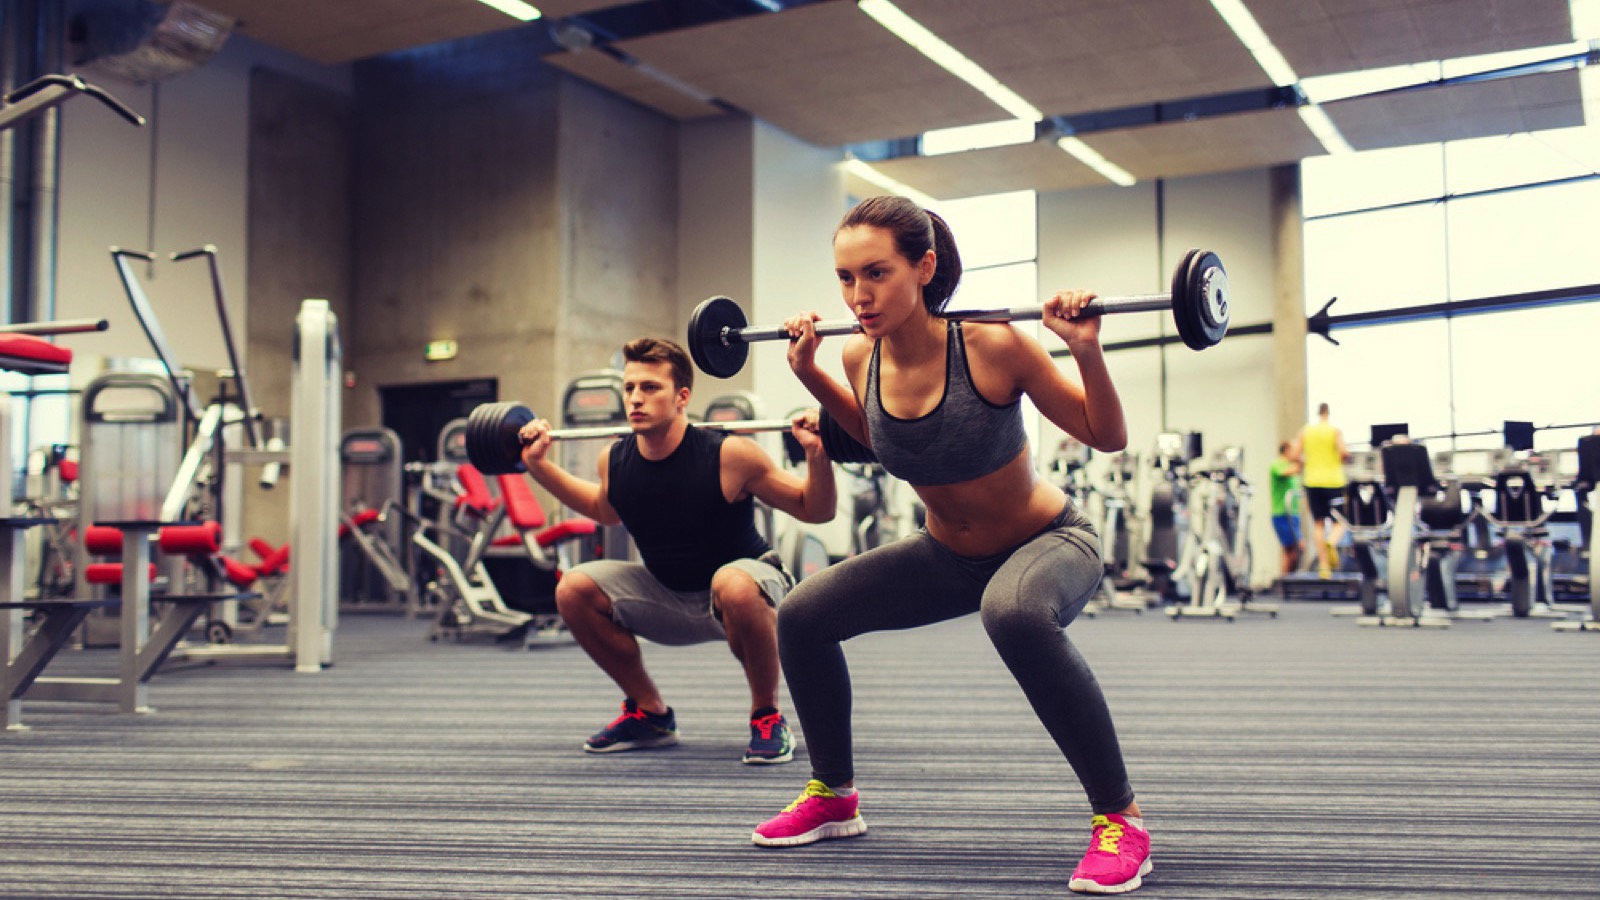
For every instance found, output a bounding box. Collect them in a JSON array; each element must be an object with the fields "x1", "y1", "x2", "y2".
[{"x1": 4, "y1": 600, "x2": 1597, "y2": 898}]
